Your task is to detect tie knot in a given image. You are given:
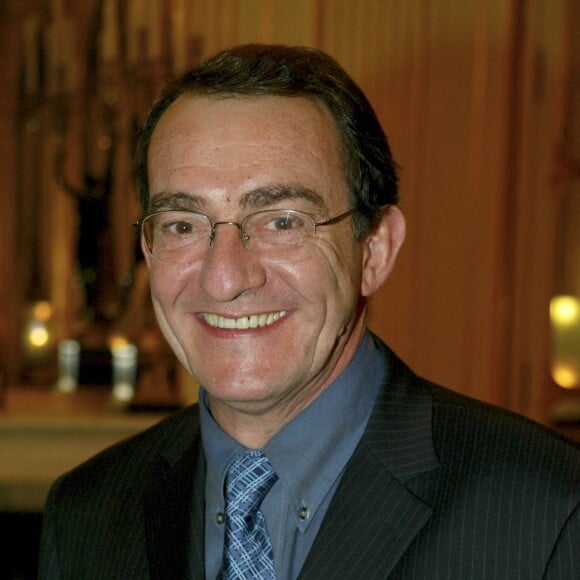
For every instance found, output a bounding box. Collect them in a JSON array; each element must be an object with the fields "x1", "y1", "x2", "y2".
[{"x1": 225, "y1": 450, "x2": 278, "y2": 516}]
